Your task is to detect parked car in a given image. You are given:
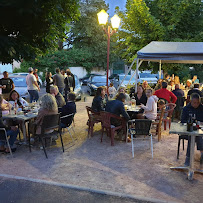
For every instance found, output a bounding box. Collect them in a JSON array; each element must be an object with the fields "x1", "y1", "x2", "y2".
[
  {"x1": 87, "y1": 75, "x2": 109, "y2": 96},
  {"x1": 79, "y1": 73, "x2": 103, "y2": 85},
  {"x1": 73, "y1": 75, "x2": 83, "y2": 101},
  {"x1": 11, "y1": 73, "x2": 43, "y2": 87},
  {"x1": 10, "y1": 76, "x2": 29, "y2": 101},
  {"x1": 139, "y1": 71, "x2": 158, "y2": 84}
]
